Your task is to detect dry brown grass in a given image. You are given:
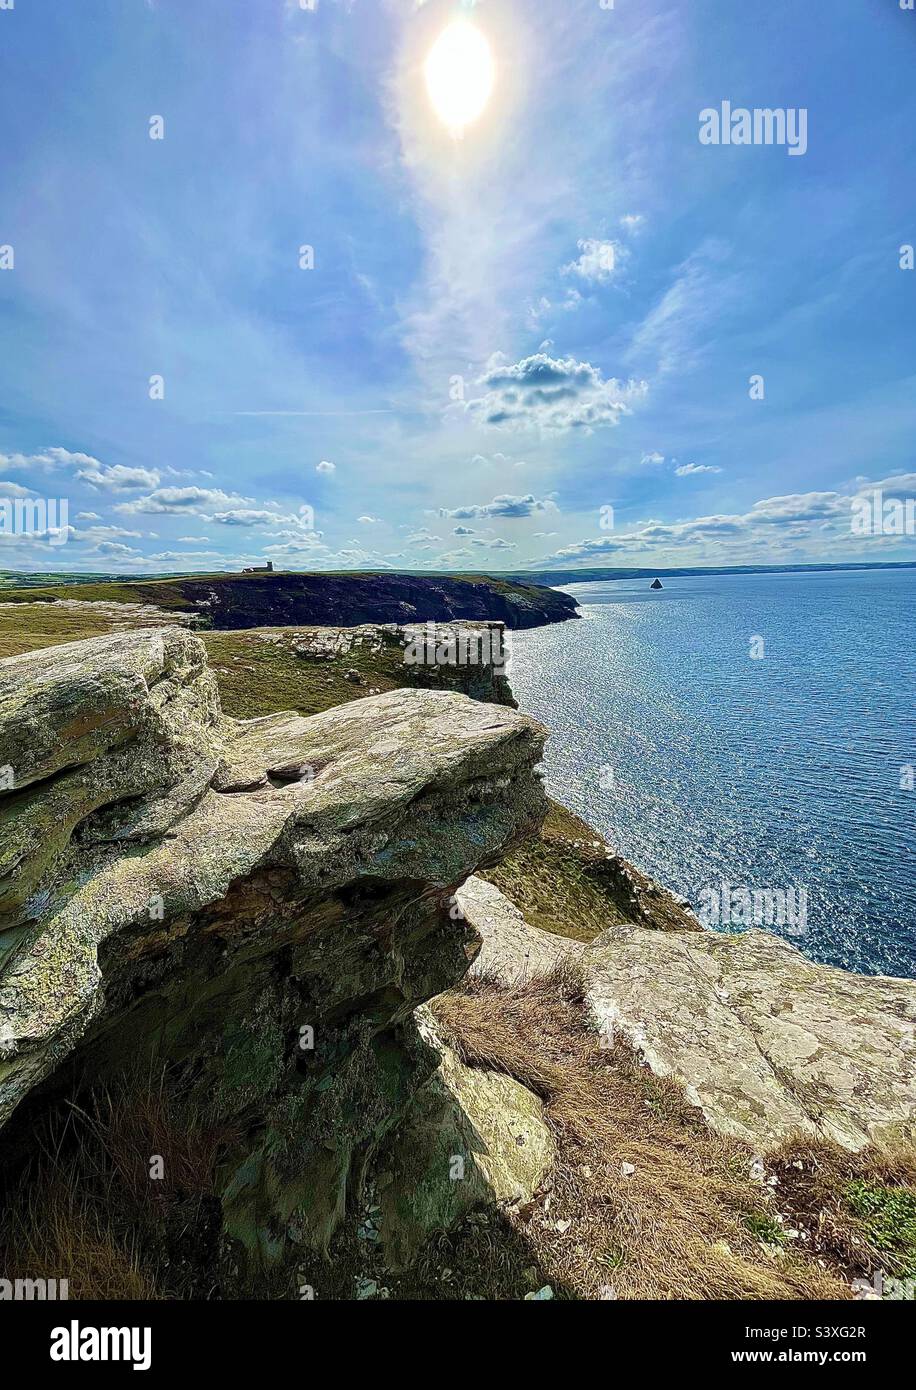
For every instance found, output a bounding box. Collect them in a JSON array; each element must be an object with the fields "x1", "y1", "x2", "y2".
[
  {"x1": 0, "y1": 1070, "x2": 237, "y2": 1300},
  {"x1": 0, "y1": 1100, "x2": 160, "y2": 1300},
  {"x1": 767, "y1": 1136, "x2": 916, "y2": 1282},
  {"x1": 432, "y1": 964, "x2": 851, "y2": 1300}
]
